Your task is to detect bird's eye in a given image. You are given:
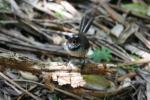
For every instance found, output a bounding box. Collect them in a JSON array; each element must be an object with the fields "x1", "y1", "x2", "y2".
[{"x1": 72, "y1": 40, "x2": 77, "y2": 44}]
